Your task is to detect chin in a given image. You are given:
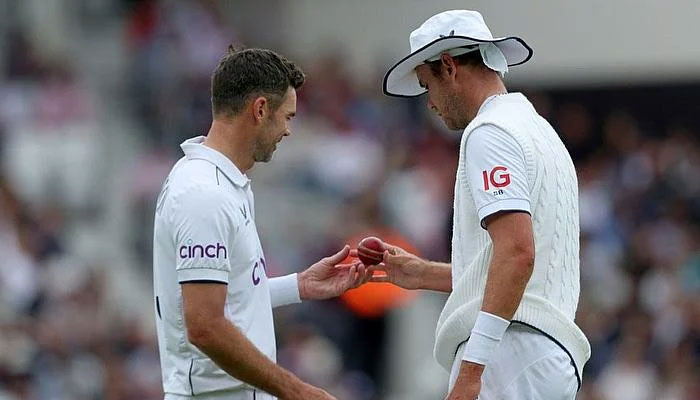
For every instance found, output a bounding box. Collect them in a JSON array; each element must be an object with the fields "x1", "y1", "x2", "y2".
[
  {"x1": 258, "y1": 152, "x2": 275, "y2": 163},
  {"x1": 444, "y1": 118, "x2": 468, "y2": 131}
]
